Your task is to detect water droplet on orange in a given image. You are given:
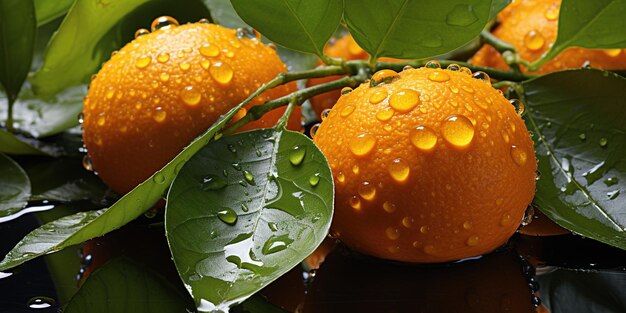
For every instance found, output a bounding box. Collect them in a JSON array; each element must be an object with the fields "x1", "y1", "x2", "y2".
[
  {"x1": 459, "y1": 67, "x2": 472, "y2": 75},
  {"x1": 376, "y1": 109, "x2": 394, "y2": 122},
  {"x1": 472, "y1": 71, "x2": 490, "y2": 83},
  {"x1": 336, "y1": 172, "x2": 345, "y2": 183},
  {"x1": 386, "y1": 227, "x2": 400, "y2": 240},
  {"x1": 134, "y1": 28, "x2": 150, "y2": 38},
  {"x1": 105, "y1": 88, "x2": 115, "y2": 99},
  {"x1": 389, "y1": 89, "x2": 420, "y2": 113},
  {"x1": 466, "y1": 235, "x2": 479, "y2": 246},
  {"x1": 369, "y1": 89, "x2": 388, "y2": 104},
  {"x1": 501, "y1": 130, "x2": 510, "y2": 143},
  {"x1": 424, "y1": 60, "x2": 441, "y2": 69},
  {"x1": 428, "y1": 70, "x2": 450, "y2": 82},
  {"x1": 349, "y1": 196, "x2": 361, "y2": 210},
  {"x1": 449, "y1": 86, "x2": 459, "y2": 94},
  {"x1": 135, "y1": 56, "x2": 151, "y2": 69},
  {"x1": 151, "y1": 16, "x2": 179, "y2": 32},
  {"x1": 349, "y1": 133, "x2": 376, "y2": 156},
  {"x1": 159, "y1": 72, "x2": 170, "y2": 81},
  {"x1": 524, "y1": 30, "x2": 545, "y2": 51},
  {"x1": 210, "y1": 62, "x2": 234, "y2": 85},
  {"x1": 423, "y1": 245, "x2": 436, "y2": 254},
  {"x1": 383, "y1": 201, "x2": 396, "y2": 213},
  {"x1": 371, "y1": 69, "x2": 399, "y2": 86},
  {"x1": 410, "y1": 125, "x2": 438, "y2": 152},
  {"x1": 603, "y1": 49, "x2": 622, "y2": 57},
  {"x1": 544, "y1": 8, "x2": 558, "y2": 21},
  {"x1": 341, "y1": 87, "x2": 353, "y2": 95},
  {"x1": 97, "y1": 115, "x2": 106, "y2": 126},
  {"x1": 340, "y1": 105, "x2": 355, "y2": 117},
  {"x1": 200, "y1": 43, "x2": 220, "y2": 57},
  {"x1": 153, "y1": 107, "x2": 167, "y2": 122},
  {"x1": 179, "y1": 62, "x2": 190, "y2": 71},
  {"x1": 358, "y1": 181, "x2": 376, "y2": 200},
  {"x1": 402, "y1": 216, "x2": 414, "y2": 228},
  {"x1": 352, "y1": 165, "x2": 359, "y2": 175},
  {"x1": 500, "y1": 213, "x2": 513, "y2": 226},
  {"x1": 420, "y1": 225, "x2": 429, "y2": 234},
  {"x1": 181, "y1": 86, "x2": 201, "y2": 106},
  {"x1": 510, "y1": 145, "x2": 527, "y2": 166},
  {"x1": 200, "y1": 59, "x2": 211, "y2": 70},
  {"x1": 389, "y1": 158, "x2": 410, "y2": 183},
  {"x1": 463, "y1": 221, "x2": 472, "y2": 230},
  {"x1": 442, "y1": 115, "x2": 475, "y2": 148}
]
